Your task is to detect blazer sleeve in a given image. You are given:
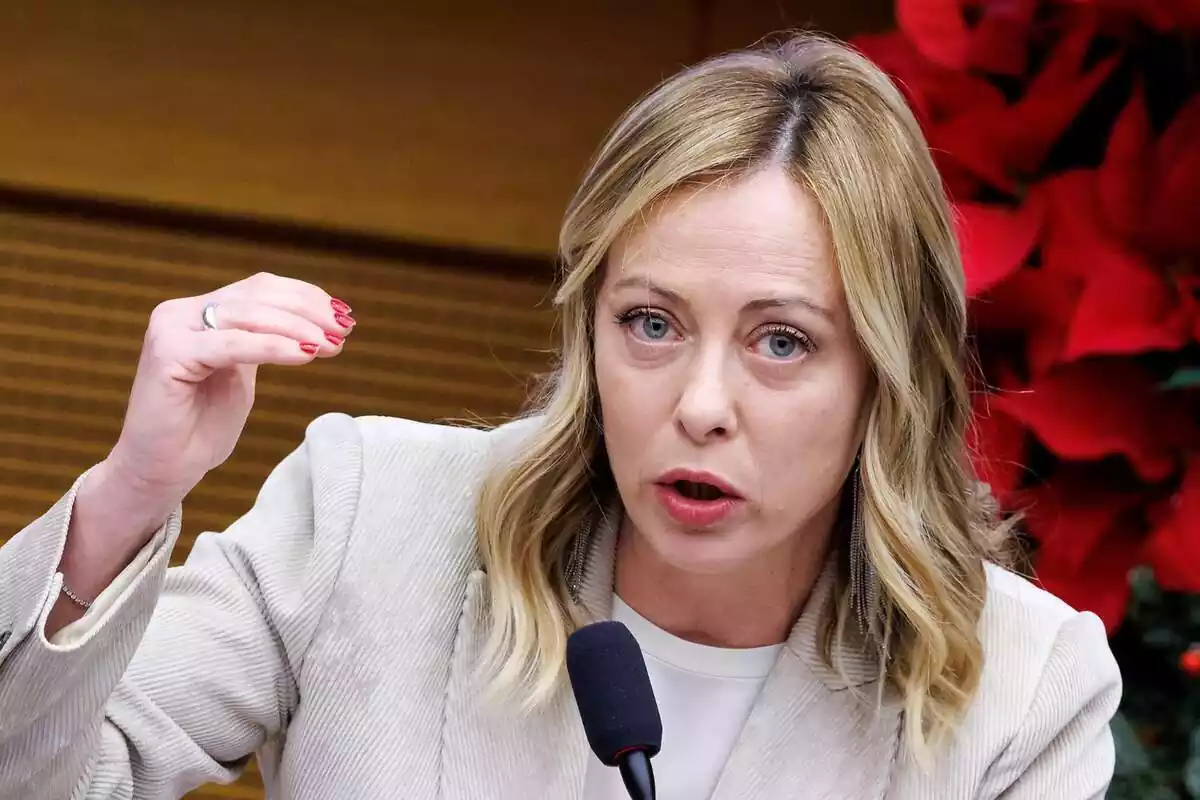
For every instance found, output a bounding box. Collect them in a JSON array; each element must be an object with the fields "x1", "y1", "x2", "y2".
[
  {"x1": 0, "y1": 412, "x2": 364, "y2": 799},
  {"x1": 992, "y1": 611, "x2": 1123, "y2": 799}
]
